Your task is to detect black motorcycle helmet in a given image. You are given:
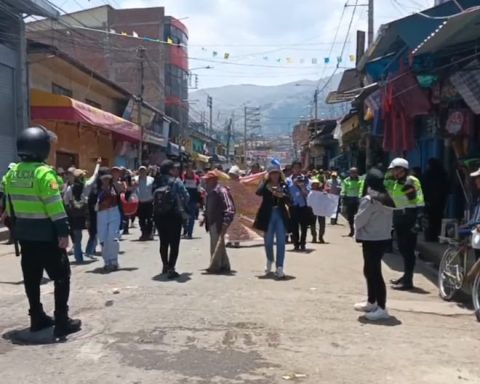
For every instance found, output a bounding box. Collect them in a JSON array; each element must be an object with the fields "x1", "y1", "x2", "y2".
[{"x1": 17, "y1": 126, "x2": 54, "y2": 162}]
